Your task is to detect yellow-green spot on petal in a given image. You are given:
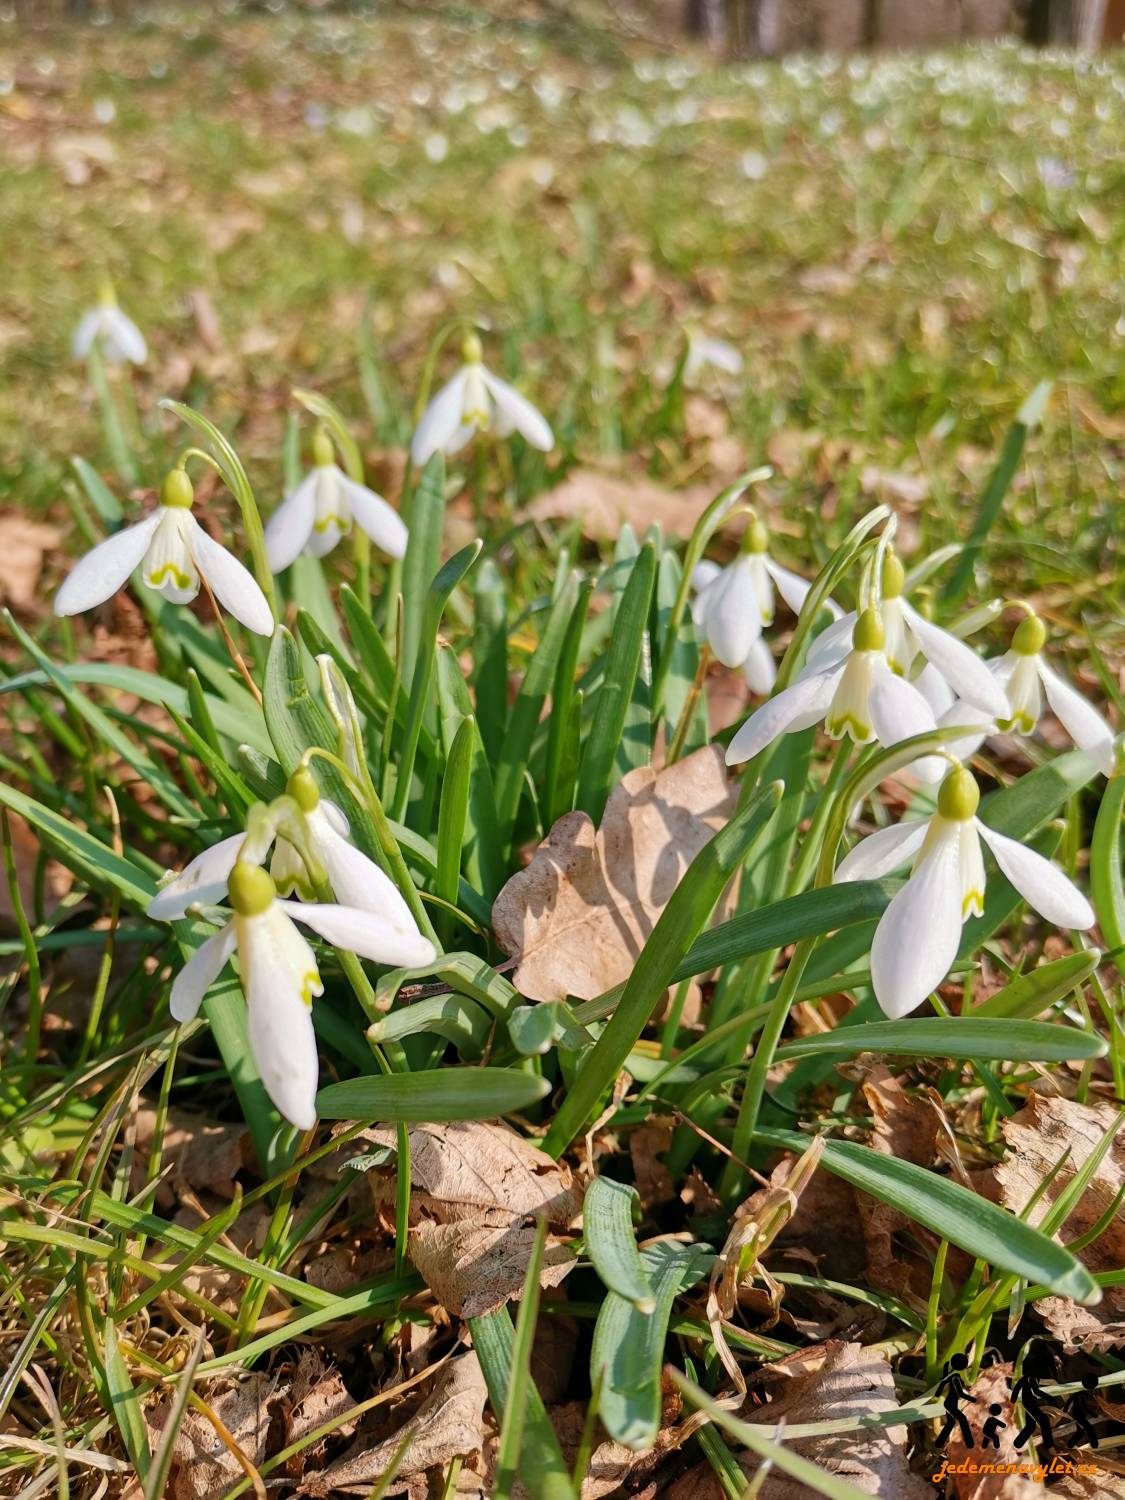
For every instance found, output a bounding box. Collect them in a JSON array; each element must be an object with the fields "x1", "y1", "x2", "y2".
[
  {"x1": 299, "y1": 970, "x2": 320, "y2": 1007},
  {"x1": 145, "y1": 562, "x2": 195, "y2": 590},
  {"x1": 313, "y1": 513, "x2": 348, "y2": 535},
  {"x1": 825, "y1": 712, "x2": 873, "y2": 742},
  {"x1": 1002, "y1": 711, "x2": 1037, "y2": 735},
  {"x1": 963, "y1": 890, "x2": 985, "y2": 918}
]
